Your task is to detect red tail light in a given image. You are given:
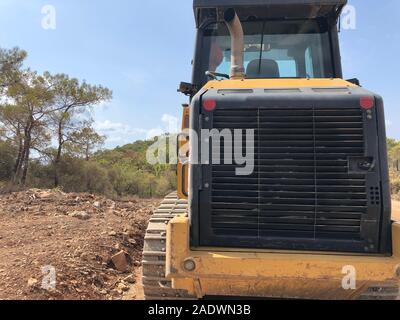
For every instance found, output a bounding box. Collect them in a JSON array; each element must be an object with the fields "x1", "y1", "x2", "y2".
[
  {"x1": 203, "y1": 99, "x2": 217, "y2": 112},
  {"x1": 360, "y1": 96, "x2": 374, "y2": 109}
]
